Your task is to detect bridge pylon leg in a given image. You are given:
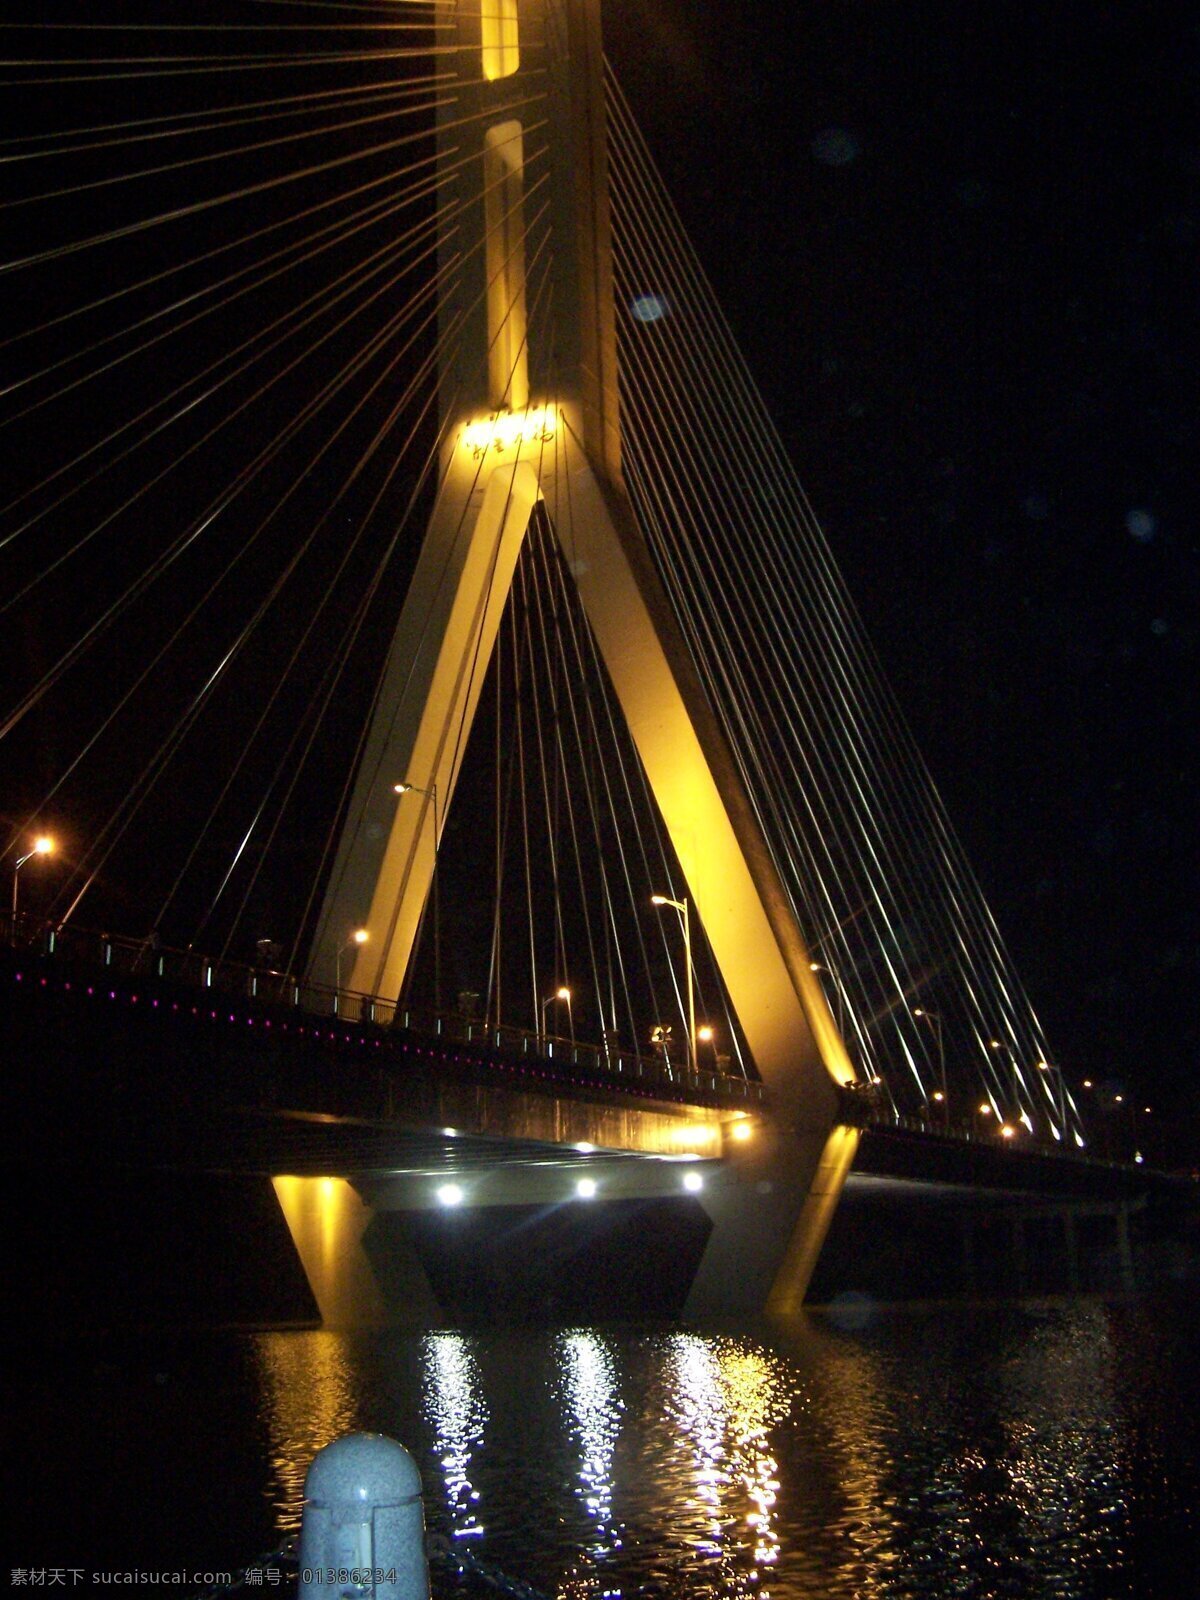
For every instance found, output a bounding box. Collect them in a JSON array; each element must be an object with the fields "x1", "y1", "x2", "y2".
[{"x1": 307, "y1": 0, "x2": 860, "y2": 1314}]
